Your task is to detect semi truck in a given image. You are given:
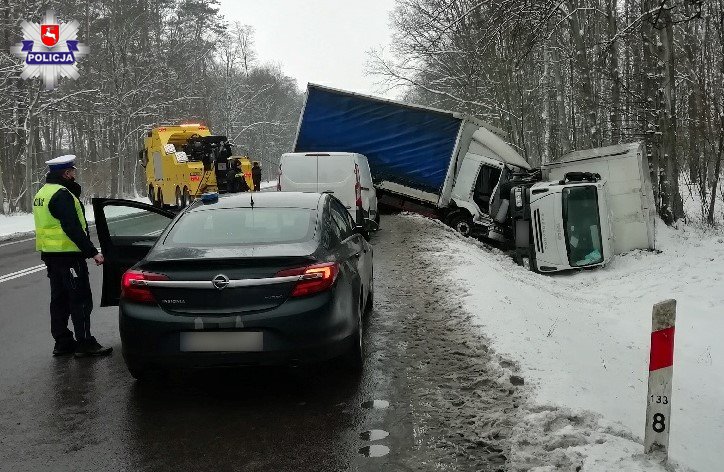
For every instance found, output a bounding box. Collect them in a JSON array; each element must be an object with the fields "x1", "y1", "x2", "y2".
[
  {"x1": 139, "y1": 124, "x2": 256, "y2": 208},
  {"x1": 292, "y1": 84, "x2": 655, "y2": 272}
]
